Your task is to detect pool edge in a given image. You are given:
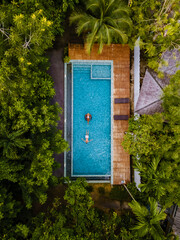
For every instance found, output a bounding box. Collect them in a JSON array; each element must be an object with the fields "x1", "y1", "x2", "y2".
[{"x1": 65, "y1": 60, "x2": 114, "y2": 183}]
